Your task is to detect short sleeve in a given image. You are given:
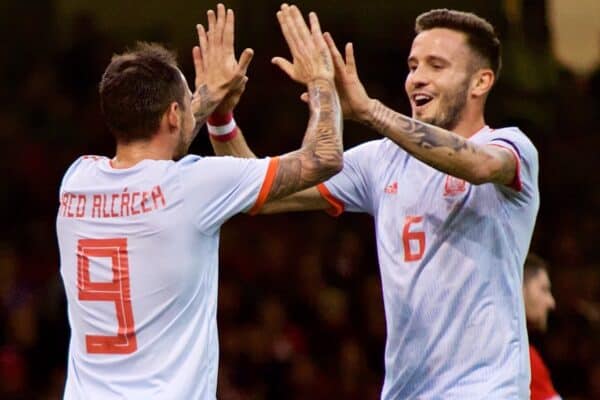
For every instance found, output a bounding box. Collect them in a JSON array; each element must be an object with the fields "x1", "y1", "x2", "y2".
[
  {"x1": 178, "y1": 155, "x2": 276, "y2": 234},
  {"x1": 320, "y1": 140, "x2": 380, "y2": 215},
  {"x1": 486, "y1": 127, "x2": 539, "y2": 201}
]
